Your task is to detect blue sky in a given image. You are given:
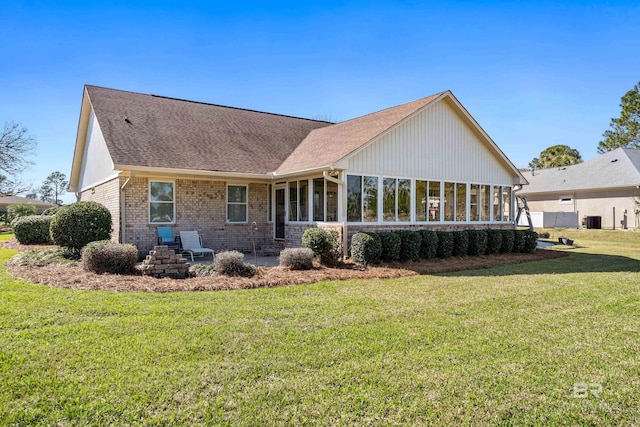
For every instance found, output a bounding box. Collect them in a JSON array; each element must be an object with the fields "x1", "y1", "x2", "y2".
[{"x1": 1, "y1": 0, "x2": 639, "y2": 203}]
